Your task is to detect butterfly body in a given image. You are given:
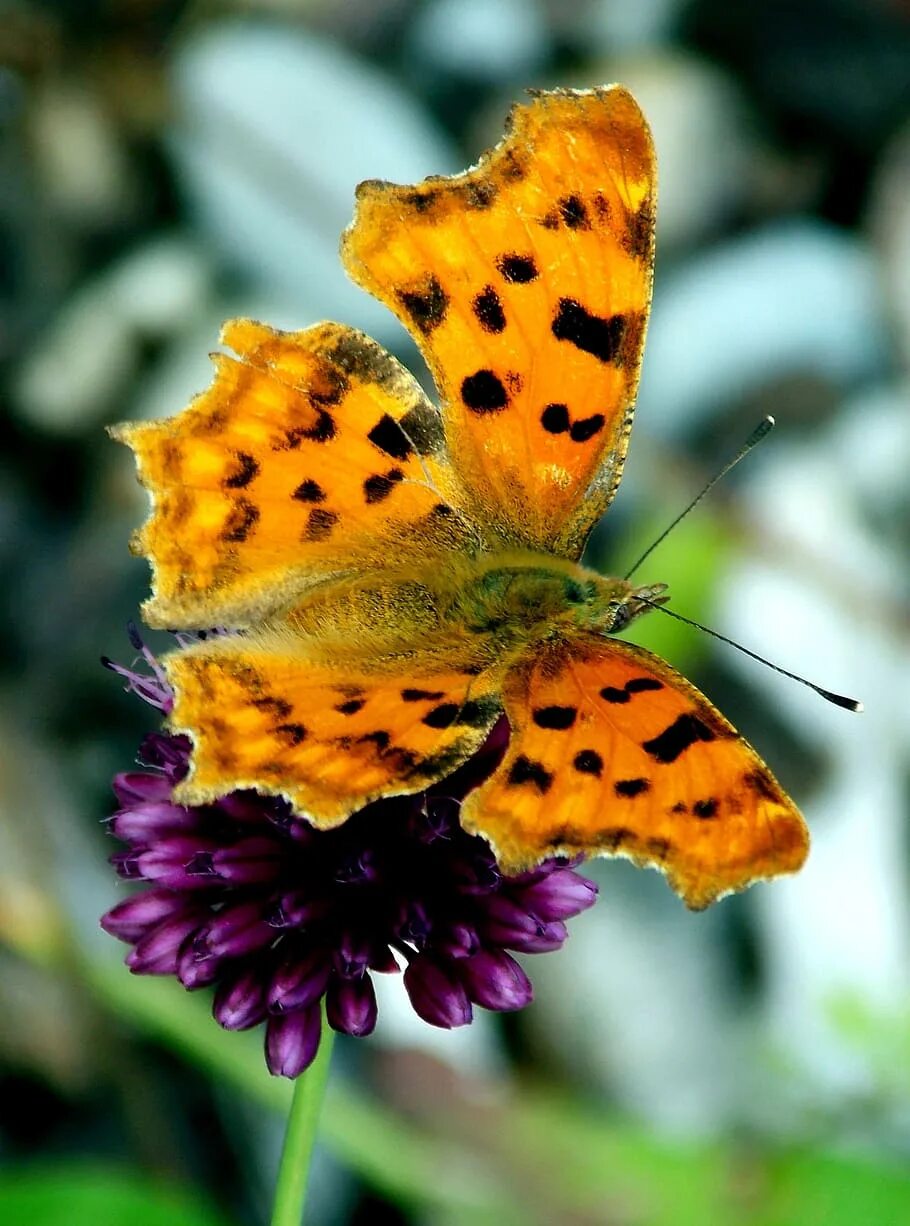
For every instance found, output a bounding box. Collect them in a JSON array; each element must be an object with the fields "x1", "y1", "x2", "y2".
[
  {"x1": 115, "y1": 85, "x2": 810, "y2": 908},
  {"x1": 420, "y1": 551, "x2": 651, "y2": 646}
]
